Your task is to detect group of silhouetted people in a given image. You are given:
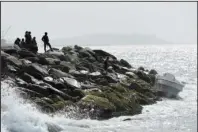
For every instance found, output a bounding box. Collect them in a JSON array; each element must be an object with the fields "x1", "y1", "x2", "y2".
[{"x1": 14, "y1": 31, "x2": 53, "y2": 53}]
